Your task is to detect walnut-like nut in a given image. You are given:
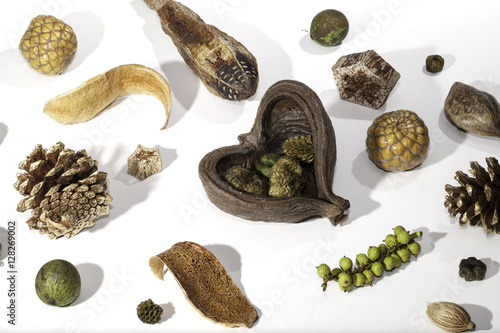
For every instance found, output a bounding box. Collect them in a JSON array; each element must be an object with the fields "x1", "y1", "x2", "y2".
[{"x1": 127, "y1": 145, "x2": 162, "y2": 180}]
